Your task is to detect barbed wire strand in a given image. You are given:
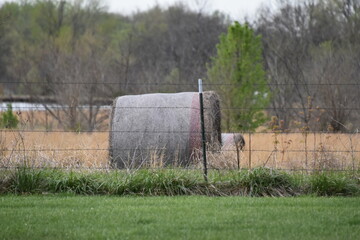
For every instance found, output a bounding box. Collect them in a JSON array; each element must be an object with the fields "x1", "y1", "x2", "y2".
[
  {"x1": 0, "y1": 166, "x2": 356, "y2": 172},
  {"x1": 2, "y1": 81, "x2": 360, "y2": 86},
  {"x1": 2, "y1": 106, "x2": 360, "y2": 111},
  {"x1": 1, "y1": 129, "x2": 360, "y2": 134},
  {"x1": 1, "y1": 148, "x2": 360, "y2": 153}
]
